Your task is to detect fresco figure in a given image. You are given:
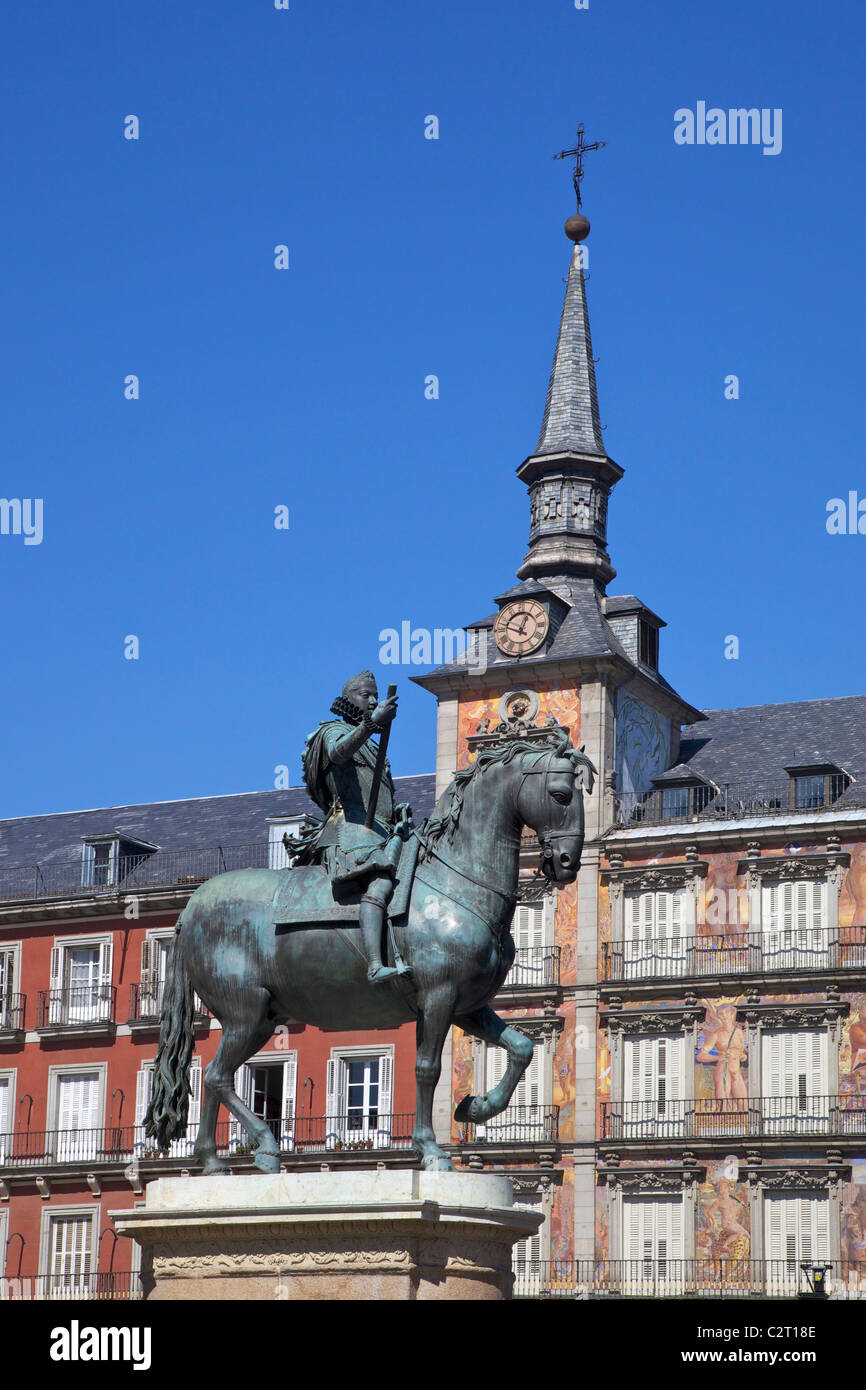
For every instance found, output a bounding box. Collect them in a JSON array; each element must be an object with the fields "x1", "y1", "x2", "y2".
[
  {"x1": 696, "y1": 1003, "x2": 747, "y2": 1109},
  {"x1": 701, "y1": 1178, "x2": 750, "y2": 1260}
]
